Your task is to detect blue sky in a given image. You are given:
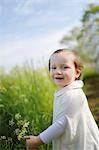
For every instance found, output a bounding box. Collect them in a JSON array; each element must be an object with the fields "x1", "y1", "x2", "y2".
[{"x1": 0, "y1": 0, "x2": 98, "y2": 71}]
